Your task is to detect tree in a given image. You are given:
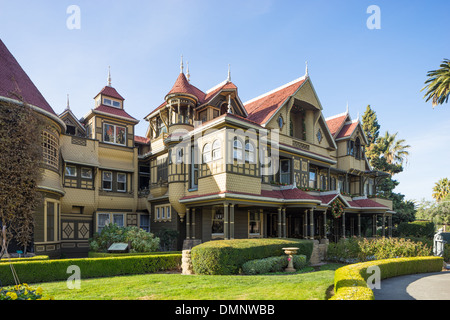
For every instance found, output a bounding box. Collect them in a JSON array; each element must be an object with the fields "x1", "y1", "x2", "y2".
[
  {"x1": 374, "y1": 131, "x2": 410, "y2": 169},
  {"x1": 0, "y1": 101, "x2": 44, "y2": 254},
  {"x1": 362, "y1": 105, "x2": 381, "y2": 165},
  {"x1": 422, "y1": 58, "x2": 450, "y2": 107},
  {"x1": 432, "y1": 178, "x2": 450, "y2": 202}
]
